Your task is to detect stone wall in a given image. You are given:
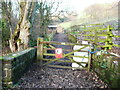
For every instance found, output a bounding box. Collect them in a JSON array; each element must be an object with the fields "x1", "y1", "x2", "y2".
[
  {"x1": 92, "y1": 54, "x2": 120, "y2": 88},
  {"x1": 2, "y1": 48, "x2": 37, "y2": 88}
]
